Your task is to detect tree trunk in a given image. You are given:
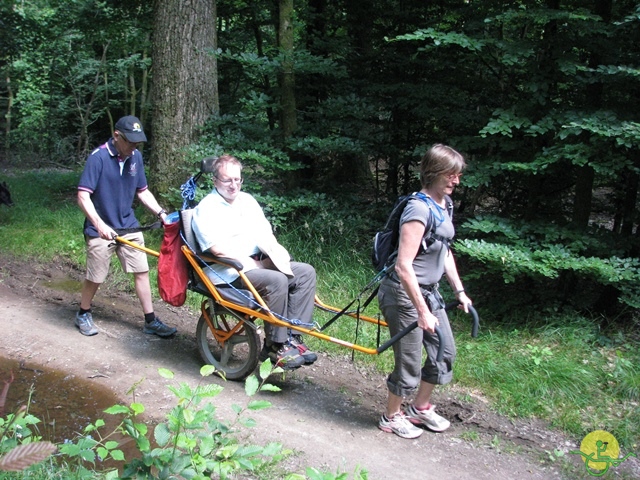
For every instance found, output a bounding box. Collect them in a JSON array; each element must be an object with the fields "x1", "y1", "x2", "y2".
[
  {"x1": 572, "y1": 164, "x2": 594, "y2": 229},
  {"x1": 250, "y1": 5, "x2": 275, "y2": 130},
  {"x1": 139, "y1": 36, "x2": 151, "y2": 127},
  {"x1": 277, "y1": 0, "x2": 297, "y2": 142},
  {"x1": 150, "y1": 0, "x2": 218, "y2": 199},
  {"x1": 572, "y1": 0, "x2": 612, "y2": 230},
  {"x1": 4, "y1": 76, "x2": 12, "y2": 159},
  {"x1": 620, "y1": 169, "x2": 638, "y2": 237}
]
